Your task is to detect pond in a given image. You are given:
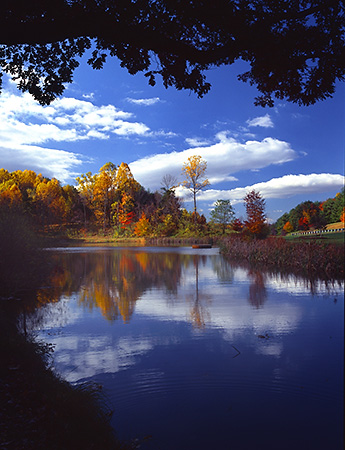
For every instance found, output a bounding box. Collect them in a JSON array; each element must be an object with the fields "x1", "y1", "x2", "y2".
[{"x1": 31, "y1": 246, "x2": 344, "y2": 450}]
